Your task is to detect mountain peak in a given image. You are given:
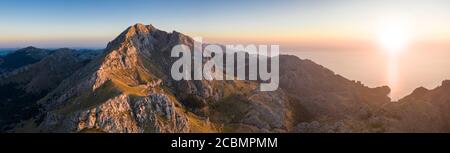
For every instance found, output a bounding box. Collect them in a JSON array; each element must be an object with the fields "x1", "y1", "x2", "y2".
[
  {"x1": 16, "y1": 46, "x2": 41, "y2": 53},
  {"x1": 23, "y1": 46, "x2": 38, "y2": 50},
  {"x1": 123, "y1": 23, "x2": 152, "y2": 38},
  {"x1": 125, "y1": 23, "x2": 159, "y2": 36},
  {"x1": 411, "y1": 86, "x2": 429, "y2": 95},
  {"x1": 105, "y1": 23, "x2": 194, "y2": 54},
  {"x1": 133, "y1": 23, "x2": 155, "y2": 31}
]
